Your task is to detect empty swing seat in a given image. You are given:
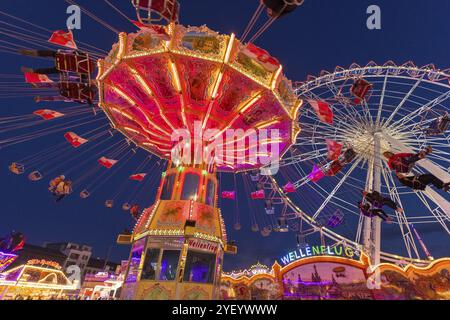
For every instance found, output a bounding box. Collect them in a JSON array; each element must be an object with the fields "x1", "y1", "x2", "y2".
[{"x1": 28, "y1": 171, "x2": 43, "y2": 181}]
